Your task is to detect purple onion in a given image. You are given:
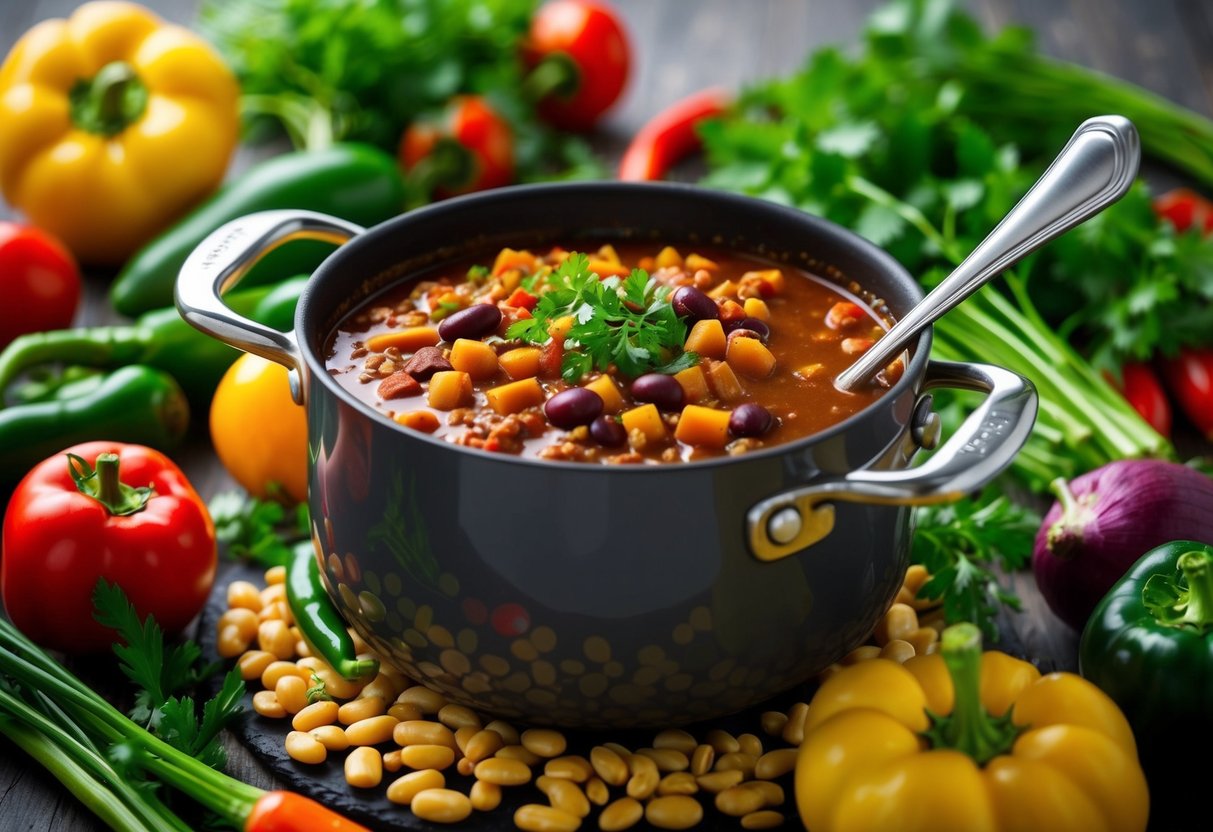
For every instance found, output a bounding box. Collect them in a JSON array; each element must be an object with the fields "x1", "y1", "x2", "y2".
[{"x1": 1031, "y1": 460, "x2": 1213, "y2": 630}]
